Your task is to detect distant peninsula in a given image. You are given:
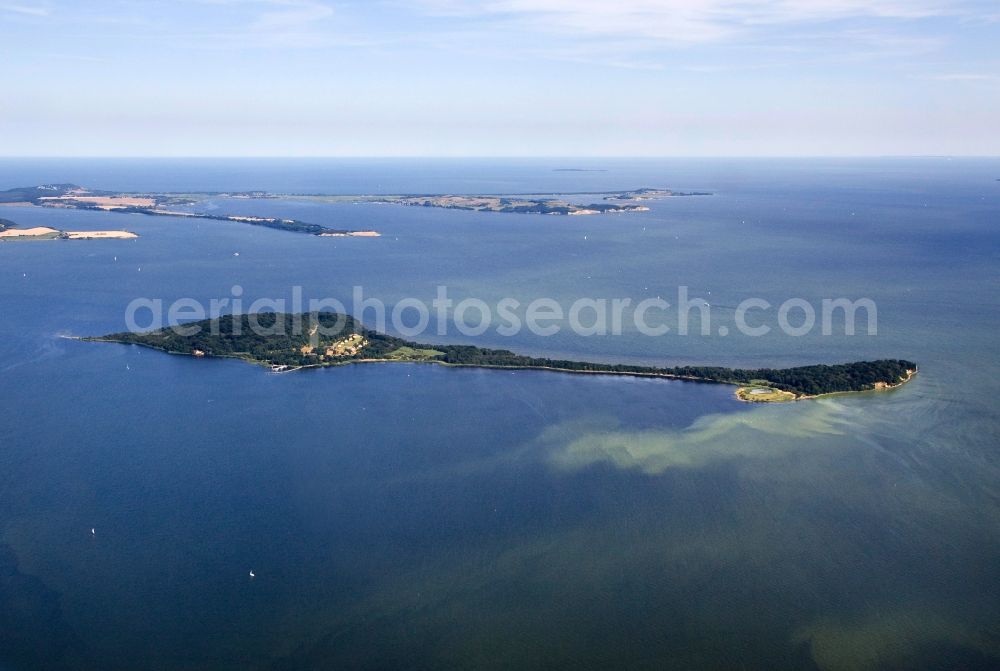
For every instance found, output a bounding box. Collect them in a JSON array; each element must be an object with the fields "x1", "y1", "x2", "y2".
[
  {"x1": 85, "y1": 312, "x2": 917, "y2": 402},
  {"x1": 0, "y1": 184, "x2": 379, "y2": 237}
]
